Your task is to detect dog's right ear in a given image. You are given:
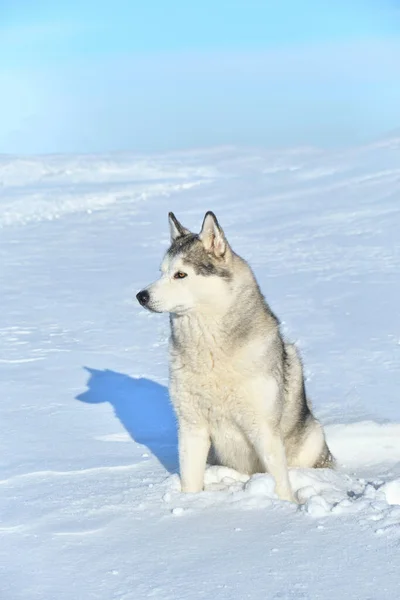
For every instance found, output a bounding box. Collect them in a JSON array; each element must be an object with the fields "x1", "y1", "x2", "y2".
[
  {"x1": 199, "y1": 211, "x2": 229, "y2": 258},
  {"x1": 168, "y1": 212, "x2": 190, "y2": 241}
]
